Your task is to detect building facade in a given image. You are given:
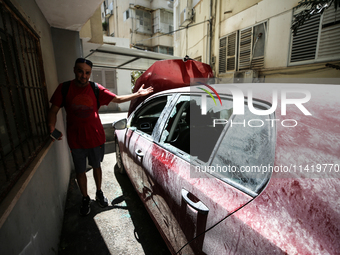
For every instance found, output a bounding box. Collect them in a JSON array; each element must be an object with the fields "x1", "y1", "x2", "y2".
[
  {"x1": 103, "y1": 0, "x2": 174, "y2": 55},
  {"x1": 173, "y1": 0, "x2": 340, "y2": 82}
]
